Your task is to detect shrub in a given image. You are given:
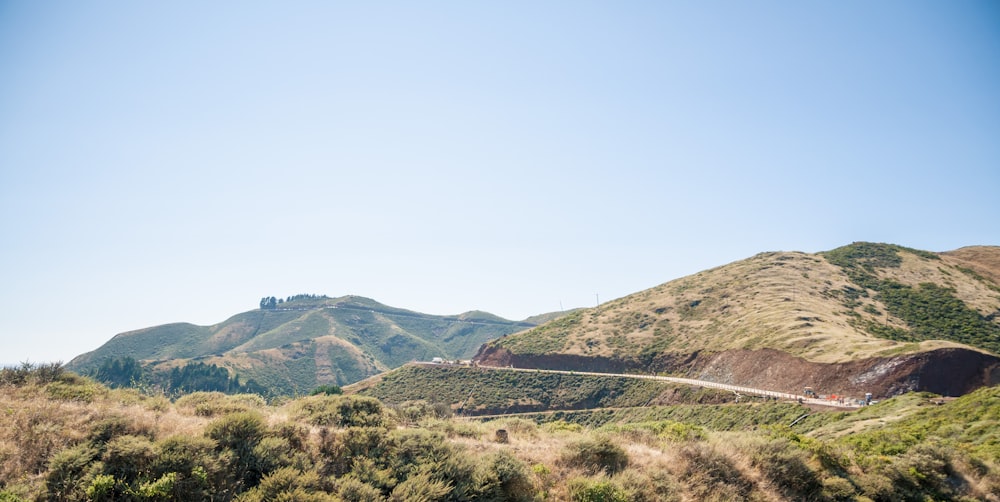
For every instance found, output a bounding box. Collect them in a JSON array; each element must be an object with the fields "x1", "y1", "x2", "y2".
[
  {"x1": 85, "y1": 474, "x2": 117, "y2": 502},
  {"x1": 88, "y1": 415, "x2": 152, "y2": 448},
  {"x1": 206, "y1": 412, "x2": 268, "y2": 490},
  {"x1": 336, "y1": 477, "x2": 383, "y2": 502},
  {"x1": 45, "y1": 380, "x2": 103, "y2": 402},
  {"x1": 44, "y1": 444, "x2": 99, "y2": 501},
  {"x1": 310, "y1": 384, "x2": 343, "y2": 396},
  {"x1": 745, "y1": 437, "x2": 822, "y2": 499},
  {"x1": 0, "y1": 362, "x2": 32, "y2": 386},
  {"x1": 613, "y1": 468, "x2": 681, "y2": 502},
  {"x1": 473, "y1": 449, "x2": 535, "y2": 501},
  {"x1": 567, "y1": 478, "x2": 630, "y2": 502},
  {"x1": 151, "y1": 435, "x2": 216, "y2": 476},
  {"x1": 676, "y1": 443, "x2": 753, "y2": 501},
  {"x1": 821, "y1": 476, "x2": 857, "y2": 501},
  {"x1": 0, "y1": 361, "x2": 65, "y2": 387},
  {"x1": 293, "y1": 395, "x2": 387, "y2": 428},
  {"x1": 394, "y1": 400, "x2": 451, "y2": 425},
  {"x1": 319, "y1": 427, "x2": 390, "y2": 477},
  {"x1": 252, "y1": 436, "x2": 299, "y2": 474},
  {"x1": 559, "y1": 435, "x2": 629, "y2": 476},
  {"x1": 101, "y1": 434, "x2": 158, "y2": 482},
  {"x1": 0, "y1": 491, "x2": 25, "y2": 502},
  {"x1": 150, "y1": 436, "x2": 216, "y2": 502},
  {"x1": 886, "y1": 444, "x2": 961, "y2": 500},
  {"x1": 388, "y1": 473, "x2": 450, "y2": 501},
  {"x1": 236, "y1": 467, "x2": 334, "y2": 502},
  {"x1": 138, "y1": 472, "x2": 177, "y2": 500},
  {"x1": 271, "y1": 422, "x2": 311, "y2": 453},
  {"x1": 384, "y1": 429, "x2": 454, "y2": 480}
]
